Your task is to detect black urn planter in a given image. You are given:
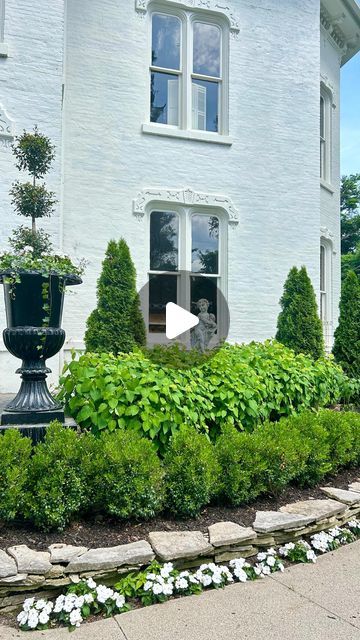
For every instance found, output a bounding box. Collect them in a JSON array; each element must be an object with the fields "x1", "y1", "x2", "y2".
[{"x1": 0, "y1": 271, "x2": 81, "y2": 427}]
